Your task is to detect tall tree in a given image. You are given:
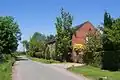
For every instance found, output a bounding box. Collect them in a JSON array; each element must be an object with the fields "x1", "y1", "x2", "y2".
[
  {"x1": 106, "y1": 18, "x2": 120, "y2": 50},
  {"x1": 46, "y1": 34, "x2": 55, "y2": 42},
  {"x1": 55, "y1": 8, "x2": 73, "y2": 61},
  {"x1": 29, "y1": 32, "x2": 46, "y2": 51},
  {"x1": 28, "y1": 32, "x2": 46, "y2": 57},
  {"x1": 103, "y1": 11, "x2": 113, "y2": 50},
  {"x1": 31, "y1": 32, "x2": 46, "y2": 42},
  {"x1": 102, "y1": 12, "x2": 120, "y2": 71},
  {"x1": 21, "y1": 40, "x2": 29, "y2": 52},
  {"x1": 0, "y1": 16, "x2": 21, "y2": 56},
  {"x1": 104, "y1": 12, "x2": 113, "y2": 29}
]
